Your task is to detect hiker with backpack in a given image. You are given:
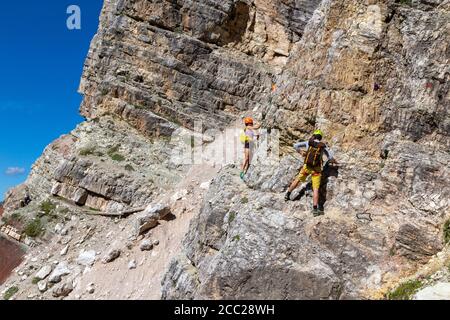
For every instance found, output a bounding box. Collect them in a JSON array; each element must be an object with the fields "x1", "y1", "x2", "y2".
[
  {"x1": 240, "y1": 117, "x2": 261, "y2": 179},
  {"x1": 284, "y1": 130, "x2": 338, "y2": 216}
]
